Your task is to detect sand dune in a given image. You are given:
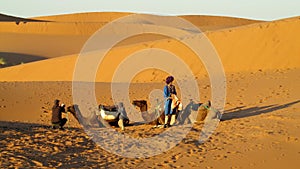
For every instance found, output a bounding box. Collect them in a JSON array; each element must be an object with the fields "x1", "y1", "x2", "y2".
[
  {"x1": 0, "y1": 22, "x2": 103, "y2": 58},
  {"x1": 31, "y1": 12, "x2": 131, "y2": 22},
  {"x1": 207, "y1": 16, "x2": 300, "y2": 72},
  {"x1": 0, "y1": 32, "x2": 89, "y2": 58},
  {"x1": 32, "y1": 12, "x2": 261, "y2": 29},
  {"x1": 0, "y1": 12, "x2": 262, "y2": 59},
  {"x1": 0, "y1": 16, "x2": 299, "y2": 82},
  {"x1": 0, "y1": 13, "x2": 44, "y2": 22},
  {"x1": 181, "y1": 15, "x2": 263, "y2": 31},
  {"x1": 0, "y1": 22, "x2": 106, "y2": 35},
  {"x1": 0, "y1": 54, "x2": 76, "y2": 81}
]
